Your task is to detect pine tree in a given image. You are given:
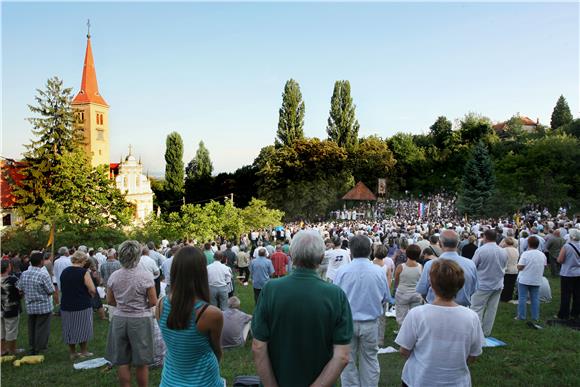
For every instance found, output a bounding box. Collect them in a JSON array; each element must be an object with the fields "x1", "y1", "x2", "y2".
[
  {"x1": 550, "y1": 95, "x2": 573, "y2": 130},
  {"x1": 12, "y1": 77, "x2": 130, "y2": 228},
  {"x1": 326, "y1": 80, "x2": 360, "y2": 150},
  {"x1": 275, "y1": 79, "x2": 305, "y2": 147},
  {"x1": 458, "y1": 141, "x2": 496, "y2": 217},
  {"x1": 164, "y1": 132, "x2": 185, "y2": 200},
  {"x1": 186, "y1": 141, "x2": 213, "y2": 181}
]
